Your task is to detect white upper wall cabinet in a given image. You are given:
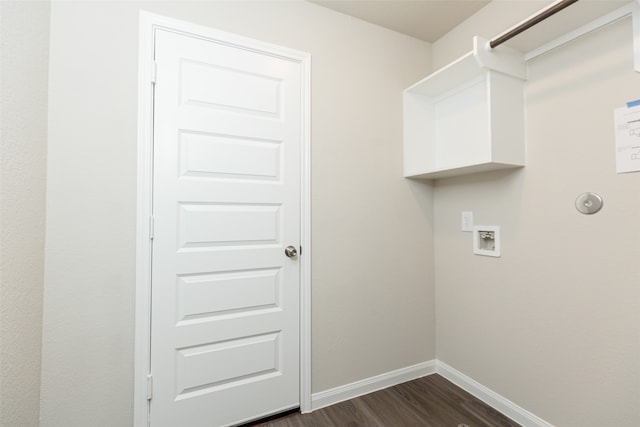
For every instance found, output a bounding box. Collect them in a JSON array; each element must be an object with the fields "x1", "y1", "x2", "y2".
[{"x1": 403, "y1": 36, "x2": 527, "y2": 179}]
